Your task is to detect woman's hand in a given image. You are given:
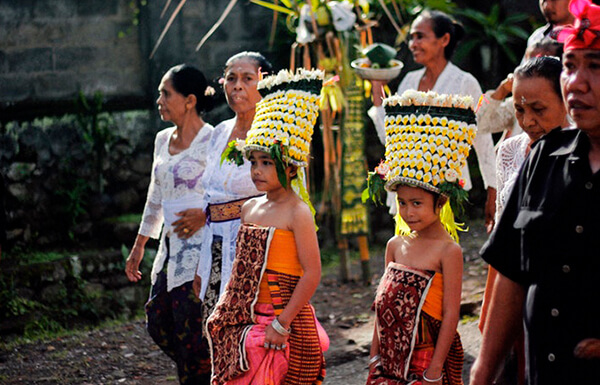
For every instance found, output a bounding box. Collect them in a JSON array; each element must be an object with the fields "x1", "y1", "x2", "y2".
[
  {"x1": 173, "y1": 208, "x2": 207, "y2": 239},
  {"x1": 491, "y1": 74, "x2": 514, "y2": 101},
  {"x1": 574, "y1": 338, "x2": 600, "y2": 359},
  {"x1": 263, "y1": 322, "x2": 289, "y2": 351},
  {"x1": 125, "y1": 244, "x2": 144, "y2": 282}
]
